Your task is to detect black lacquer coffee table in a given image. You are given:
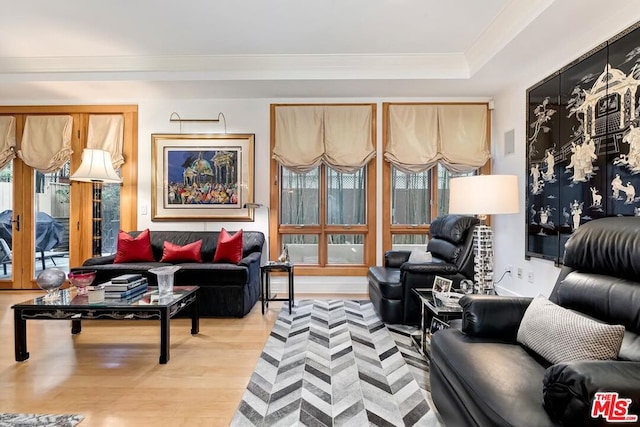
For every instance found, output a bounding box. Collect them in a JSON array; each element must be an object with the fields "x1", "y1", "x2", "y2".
[{"x1": 12, "y1": 286, "x2": 199, "y2": 364}]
